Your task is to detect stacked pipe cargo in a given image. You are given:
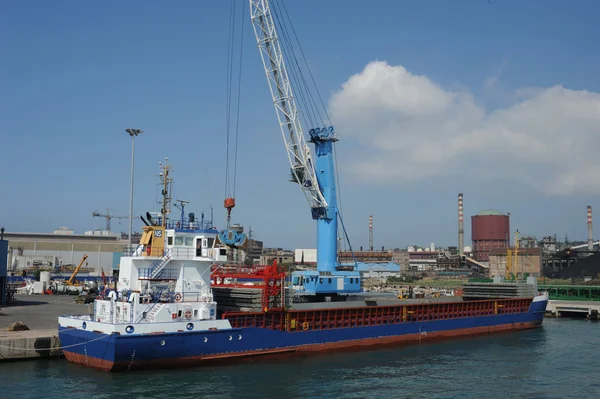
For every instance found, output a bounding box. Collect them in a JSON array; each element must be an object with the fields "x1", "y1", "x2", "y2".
[
  {"x1": 461, "y1": 281, "x2": 536, "y2": 299},
  {"x1": 212, "y1": 287, "x2": 264, "y2": 312}
]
